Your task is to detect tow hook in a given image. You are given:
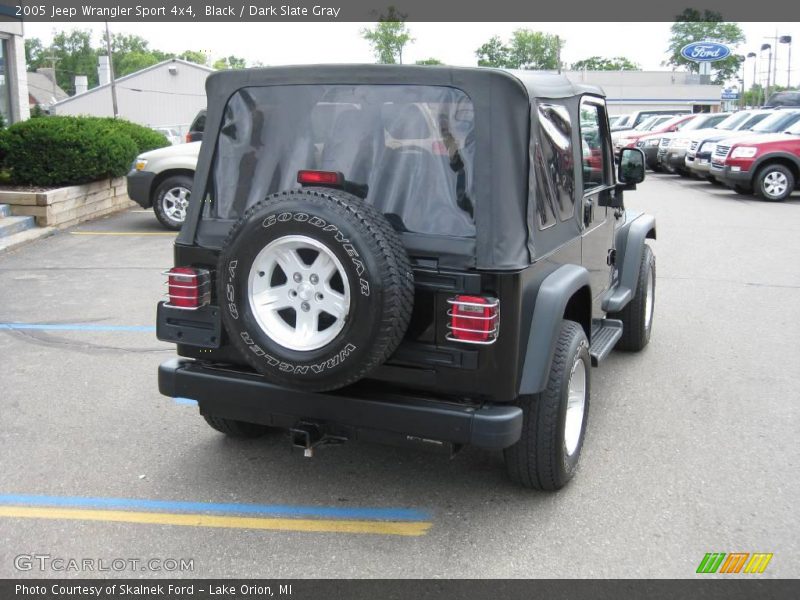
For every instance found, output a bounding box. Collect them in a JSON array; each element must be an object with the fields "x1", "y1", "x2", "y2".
[{"x1": 289, "y1": 422, "x2": 346, "y2": 458}]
